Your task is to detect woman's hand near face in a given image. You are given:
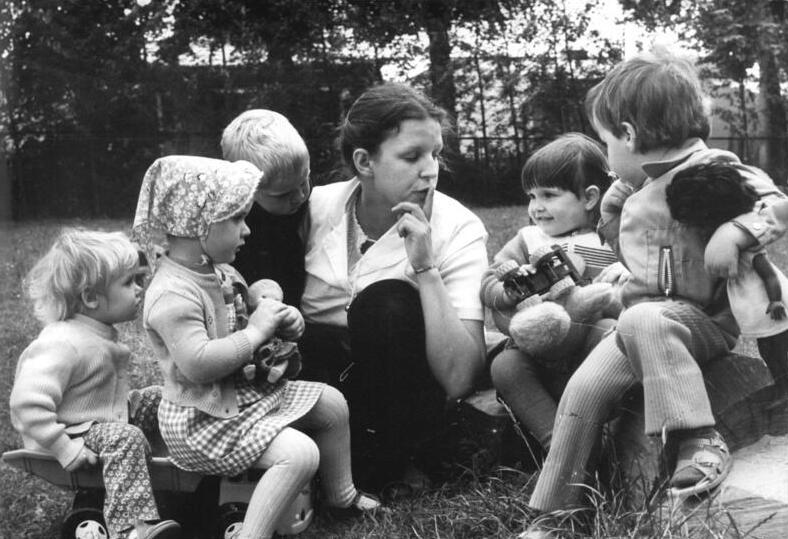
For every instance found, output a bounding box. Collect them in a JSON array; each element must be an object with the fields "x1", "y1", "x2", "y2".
[{"x1": 392, "y1": 200, "x2": 434, "y2": 271}]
